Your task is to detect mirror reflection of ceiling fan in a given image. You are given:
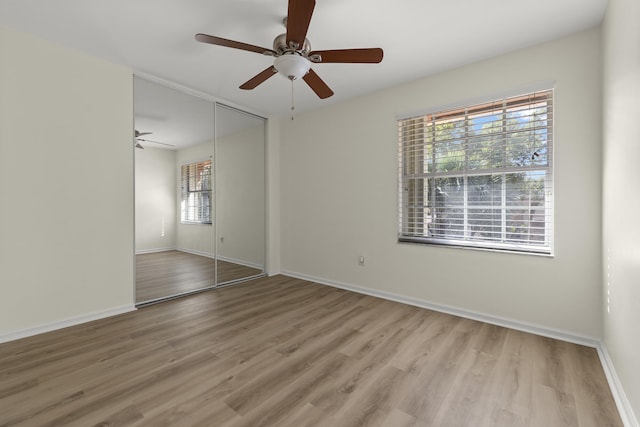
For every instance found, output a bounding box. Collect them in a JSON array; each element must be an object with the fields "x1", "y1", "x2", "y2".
[
  {"x1": 194, "y1": 0, "x2": 383, "y2": 99},
  {"x1": 134, "y1": 130, "x2": 176, "y2": 149}
]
